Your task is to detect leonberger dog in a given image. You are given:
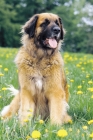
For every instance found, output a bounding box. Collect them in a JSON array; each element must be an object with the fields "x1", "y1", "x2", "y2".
[{"x1": 1, "y1": 13, "x2": 71, "y2": 125}]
